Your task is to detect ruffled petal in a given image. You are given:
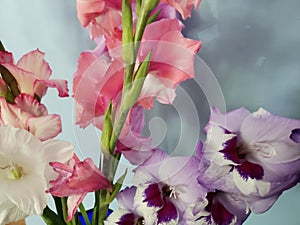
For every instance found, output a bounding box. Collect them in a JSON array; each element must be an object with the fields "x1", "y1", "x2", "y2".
[
  {"x1": 14, "y1": 93, "x2": 48, "y2": 116},
  {"x1": 26, "y1": 114, "x2": 62, "y2": 141},
  {"x1": 33, "y1": 79, "x2": 69, "y2": 97},
  {"x1": 16, "y1": 49, "x2": 52, "y2": 80},
  {"x1": 0, "y1": 50, "x2": 14, "y2": 64},
  {"x1": 139, "y1": 74, "x2": 176, "y2": 109},
  {"x1": 157, "y1": 199, "x2": 178, "y2": 225}
]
